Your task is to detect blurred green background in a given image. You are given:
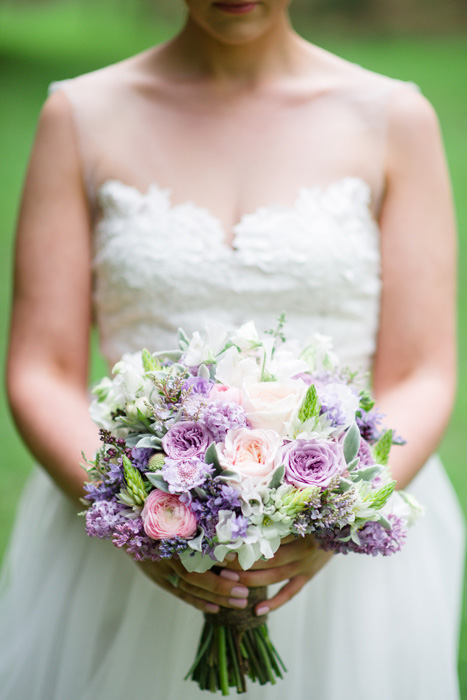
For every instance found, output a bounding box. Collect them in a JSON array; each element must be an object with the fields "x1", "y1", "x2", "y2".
[{"x1": 1, "y1": 0, "x2": 466, "y2": 691}]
